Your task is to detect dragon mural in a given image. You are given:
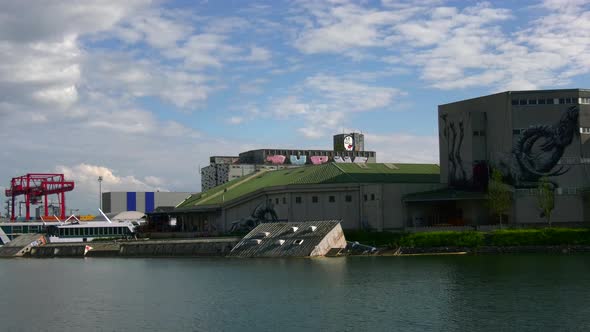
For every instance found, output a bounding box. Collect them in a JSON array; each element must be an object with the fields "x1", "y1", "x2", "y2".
[
  {"x1": 501, "y1": 105, "x2": 579, "y2": 187},
  {"x1": 229, "y1": 201, "x2": 279, "y2": 233}
]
